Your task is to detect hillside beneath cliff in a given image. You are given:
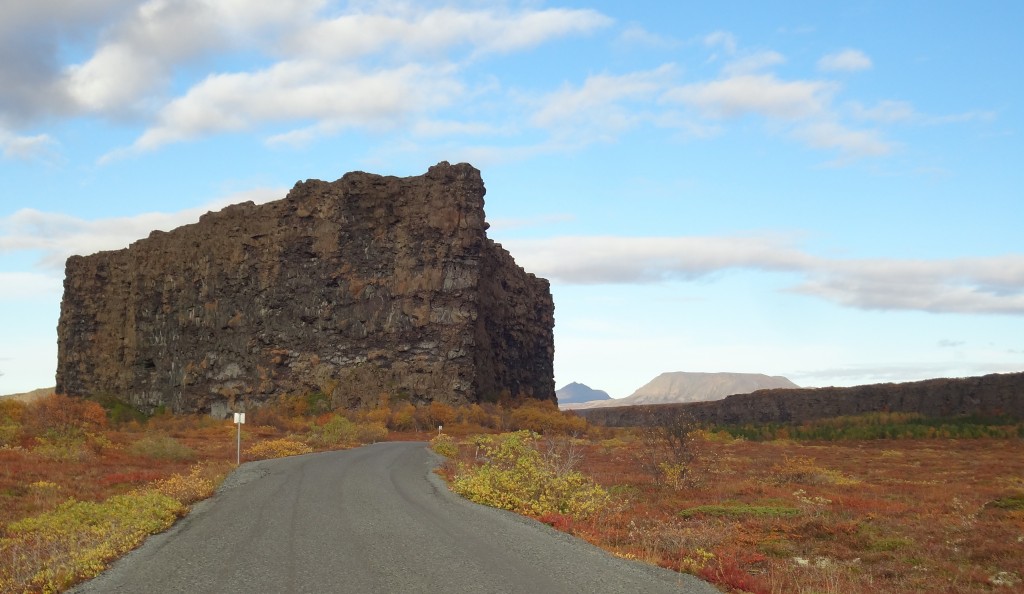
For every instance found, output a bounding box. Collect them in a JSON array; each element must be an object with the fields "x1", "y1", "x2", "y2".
[{"x1": 577, "y1": 371, "x2": 1024, "y2": 426}]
